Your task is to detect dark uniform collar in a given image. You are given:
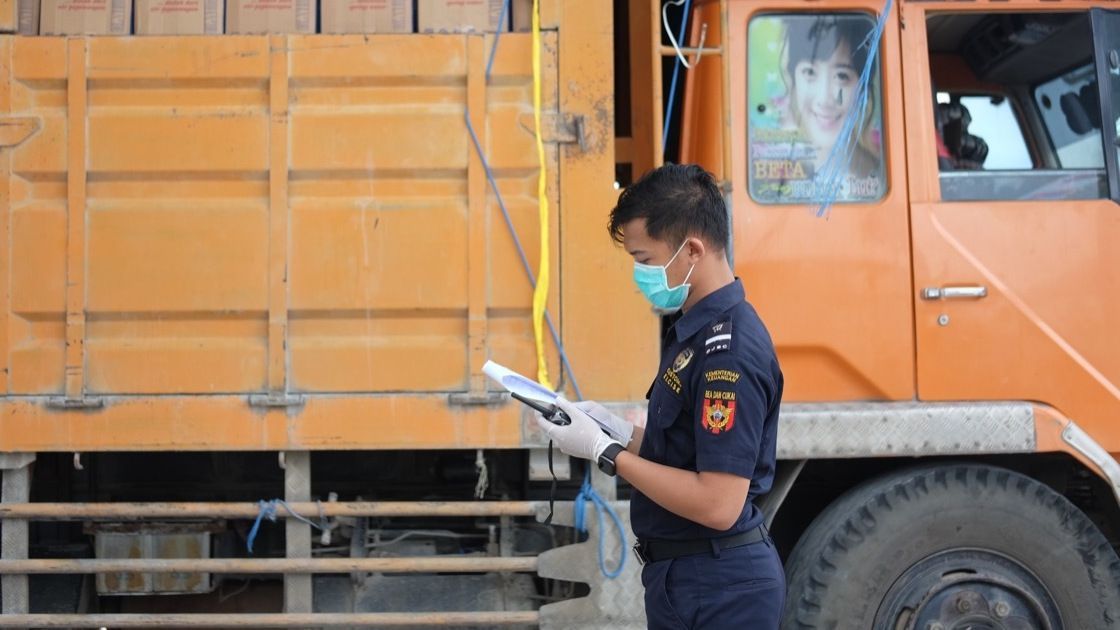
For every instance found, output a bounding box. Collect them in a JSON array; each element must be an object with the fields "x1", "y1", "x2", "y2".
[{"x1": 672, "y1": 278, "x2": 745, "y2": 341}]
